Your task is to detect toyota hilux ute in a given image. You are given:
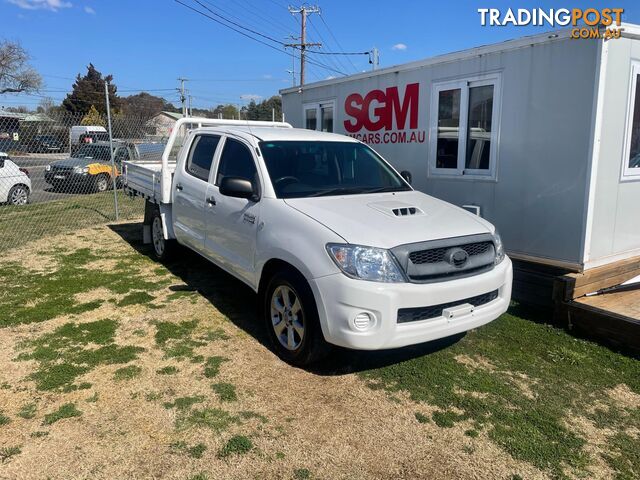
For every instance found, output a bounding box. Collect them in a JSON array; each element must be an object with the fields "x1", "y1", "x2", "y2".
[{"x1": 123, "y1": 118, "x2": 512, "y2": 366}]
